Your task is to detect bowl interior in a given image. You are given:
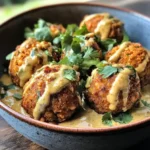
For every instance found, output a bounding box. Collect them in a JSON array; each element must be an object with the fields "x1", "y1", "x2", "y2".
[{"x1": 0, "y1": 3, "x2": 150, "y2": 132}]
